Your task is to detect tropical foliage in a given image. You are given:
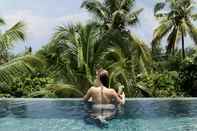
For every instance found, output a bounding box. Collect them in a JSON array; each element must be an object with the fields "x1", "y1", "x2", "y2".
[
  {"x1": 178, "y1": 54, "x2": 197, "y2": 96},
  {"x1": 152, "y1": 0, "x2": 197, "y2": 58},
  {"x1": 81, "y1": 0, "x2": 143, "y2": 31},
  {"x1": 0, "y1": 20, "x2": 25, "y2": 64},
  {"x1": 0, "y1": 0, "x2": 197, "y2": 98},
  {"x1": 37, "y1": 23, "x2": 101, "y2": 94}
]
